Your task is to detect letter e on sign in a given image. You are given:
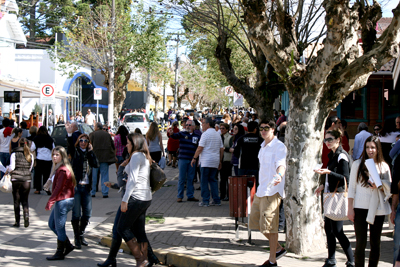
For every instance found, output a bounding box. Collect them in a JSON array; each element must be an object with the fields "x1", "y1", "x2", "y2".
[
  {"x1": 40, "y1": 84, "x2": 56, "y2": 105},
  {"x1": 94, "y1": 88, "x2": 102, "y2": 100}
]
